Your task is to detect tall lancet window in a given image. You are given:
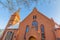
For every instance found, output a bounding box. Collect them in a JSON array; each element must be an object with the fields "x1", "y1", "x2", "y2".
[
  {"x1": 32, "y1": 21, "x2": 38, "y2": 30},
  {"x1": 41, "y1": 24, "x2": 45, "y2": 40},
  {"x1": 5, "y1": 31, "x2": 14, "y2": 40},
  {"x1": 26, "y1": 25, "x2": 29, "y2": 32},
  {"x1": 24, "y1": 25, "x2": 29, "y2": 40}
]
